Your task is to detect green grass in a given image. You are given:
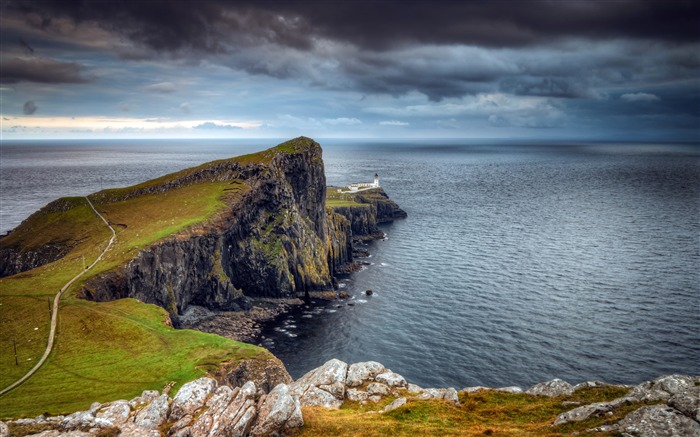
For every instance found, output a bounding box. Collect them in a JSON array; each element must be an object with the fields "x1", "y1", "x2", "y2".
[
  {"x1": 326, "y1": 187, "x2": 367, "y2": 208},
  {"x1": 295, "y1": 386, "x2": 637, "y2": 436}
]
